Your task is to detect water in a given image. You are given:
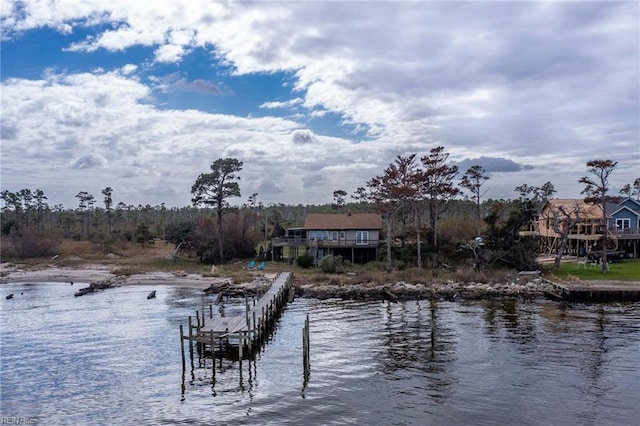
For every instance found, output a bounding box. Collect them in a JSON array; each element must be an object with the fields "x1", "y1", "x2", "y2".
[{"x1": 1, "y1": 282, "x2": 639, "y2": 425}]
